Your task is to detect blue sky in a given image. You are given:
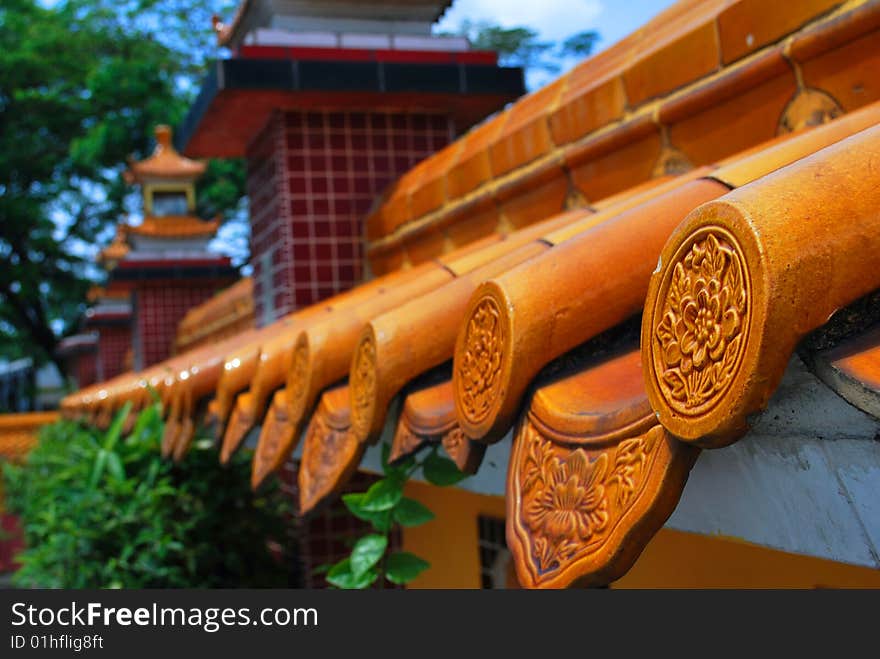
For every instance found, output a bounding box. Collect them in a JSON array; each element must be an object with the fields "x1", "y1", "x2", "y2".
[
  {"x1": 437, "y1": 0, "x2": 676, "y2": 50},
  {"x1": 436, "y1": 0, "x2": 677, "y2": 87}
]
